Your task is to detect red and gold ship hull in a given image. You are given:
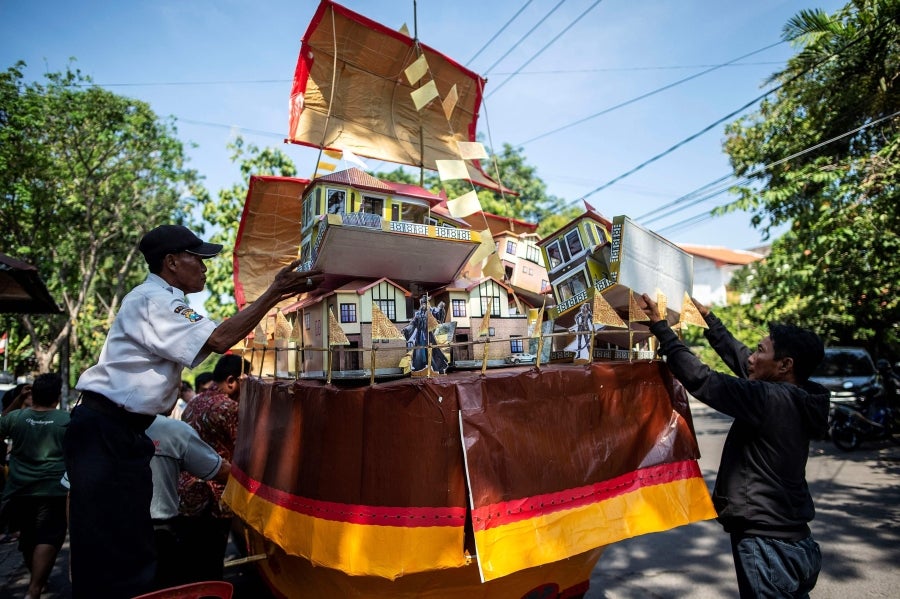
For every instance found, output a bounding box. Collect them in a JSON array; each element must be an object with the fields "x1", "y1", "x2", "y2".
[{"x1": 224, "y1": 362, "x2": 715, "y2": 597}]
